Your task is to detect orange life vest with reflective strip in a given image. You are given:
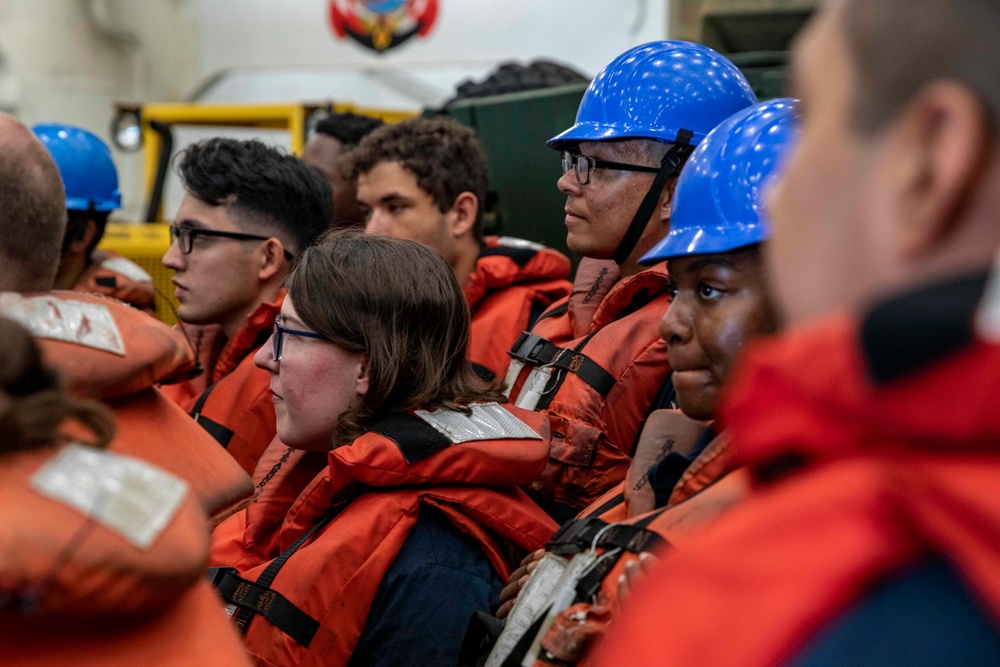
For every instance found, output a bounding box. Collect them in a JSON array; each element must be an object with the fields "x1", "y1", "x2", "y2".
[
  {"x1": 3, "y1": 291, "x2": 254, "y2": 525},
  {"x1": 466, "y1": 236, "x2": 572, "y2": 380},
  {"x1": 209, "y1": 403, "x2": 558, "y2": 667},
  {"x1": 593, "y1": 311, "x2": 1000, "y2": 667},
  {"x1": 72, "y1": 249, "x2": 156, "y2": 315},
  {"x1": 503, "y1": 262, "x2": 673, "y2": 513},
  {"x1": 491, "y1": 434, "x2": 747, "y2": 667},
  {"x1": 160, "y1": 294, "x2": 281, "y2": 476},
  {"x1": 0, "y1": 444, "x2": 252, "y2": 667}
]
